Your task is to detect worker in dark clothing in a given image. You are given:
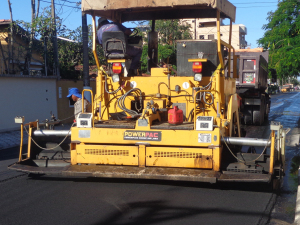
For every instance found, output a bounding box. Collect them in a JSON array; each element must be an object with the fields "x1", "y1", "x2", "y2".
[{"x1": 97, "y1": 17, "x2": 142, "y2": 75}]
